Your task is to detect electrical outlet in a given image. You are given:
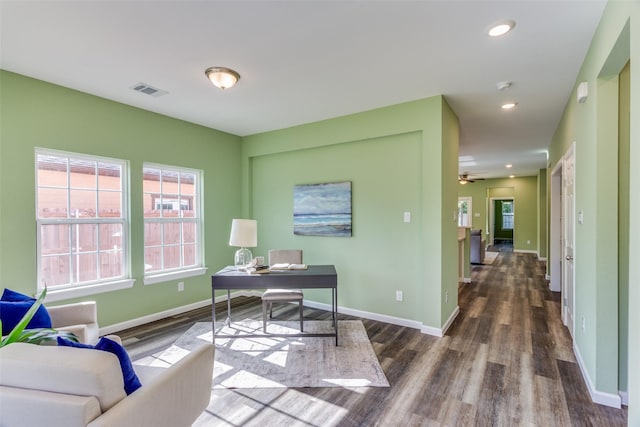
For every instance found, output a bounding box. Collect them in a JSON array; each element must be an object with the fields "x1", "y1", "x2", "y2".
[
  {"x1": 581, "y1": 316, "x2": 586, "y2": 332},
  {"x1": 527, "y1": 240, "x2": 531, "y2": 245},
  {"x1": 445, "y1": 291, "x2": 449, "y2": 303},
  {"x1": 395, "y1": 290, "x2": 403, "y2": 302},
  {"x1": 178, "y1": 282, "x2": 184, "y2": 292}
]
